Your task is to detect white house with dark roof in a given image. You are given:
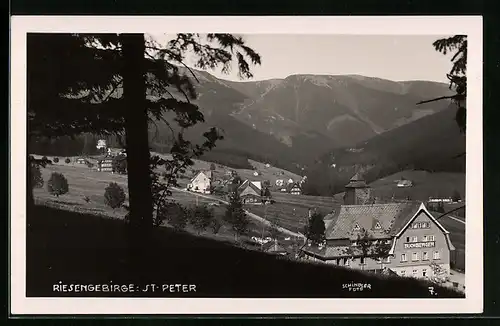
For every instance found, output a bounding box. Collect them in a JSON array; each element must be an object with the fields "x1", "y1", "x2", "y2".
[
  {"x1": 187, "y1": 170, "x2": 224, "y2": 194},
  {"x1": 301, "y1": 174, "x2": 455, "y2": 281}
]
